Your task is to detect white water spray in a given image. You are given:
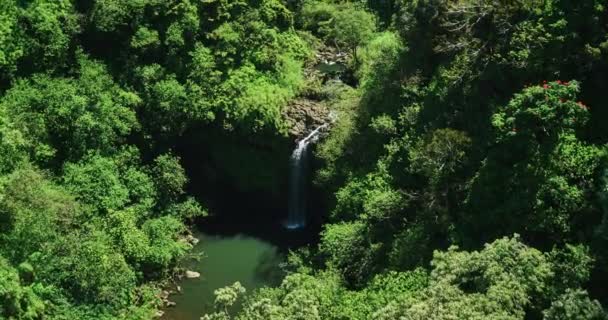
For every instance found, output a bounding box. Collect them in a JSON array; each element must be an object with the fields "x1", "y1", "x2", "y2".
[{"x1": 285, "y1": 123, "x2": 329, "y2": 230}]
